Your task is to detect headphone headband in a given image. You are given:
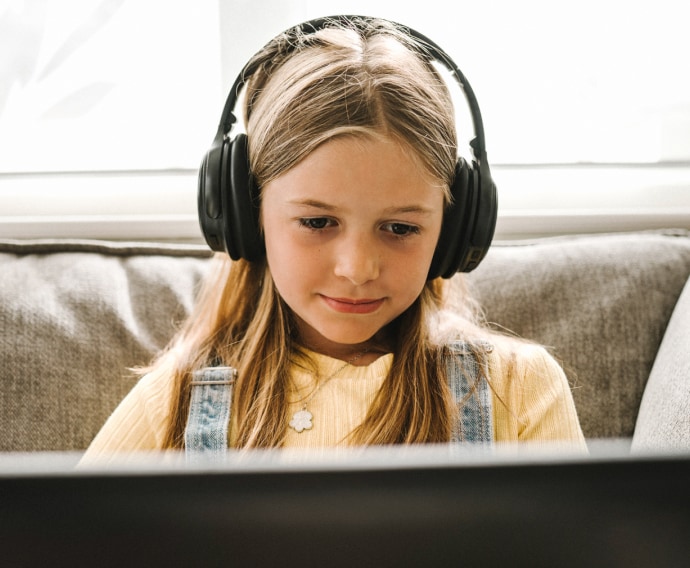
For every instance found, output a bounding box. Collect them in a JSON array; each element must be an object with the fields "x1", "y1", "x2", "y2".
[{"x1": 217, "y1": 16, "x2": 488, "y2": 169}]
